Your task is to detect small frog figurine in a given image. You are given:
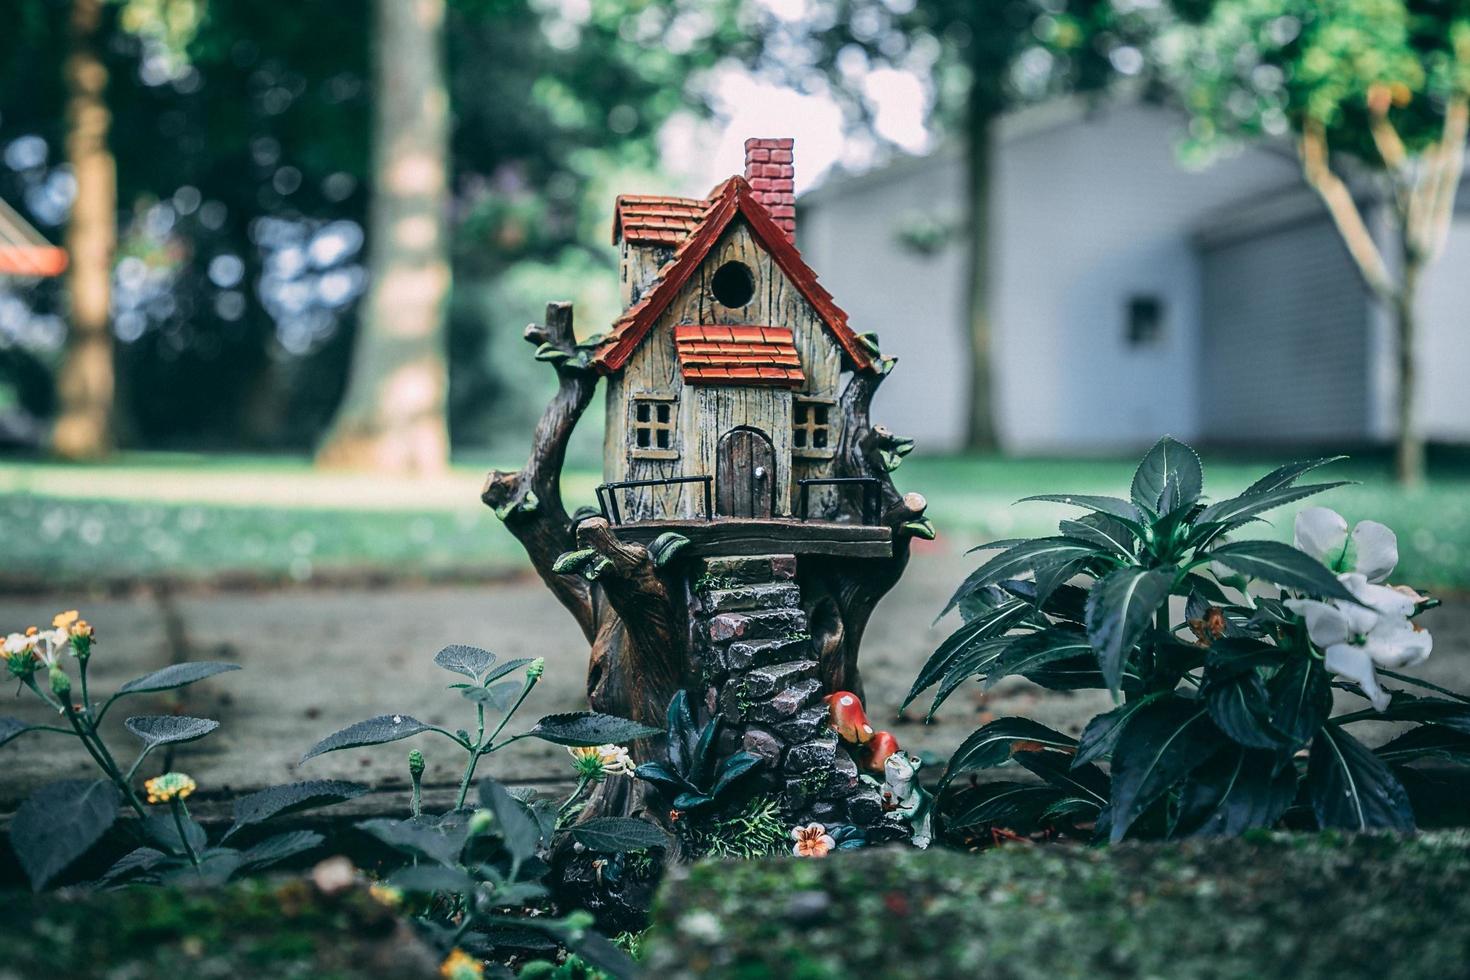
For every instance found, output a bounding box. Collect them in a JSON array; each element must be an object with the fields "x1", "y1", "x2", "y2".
[{"x1": 879, "y1": 751, "x2": 933, "y2": 849}]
